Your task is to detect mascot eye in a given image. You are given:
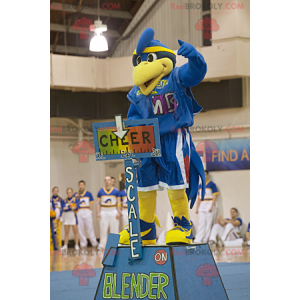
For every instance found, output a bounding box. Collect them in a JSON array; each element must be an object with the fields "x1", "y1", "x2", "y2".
[
  {"x1": 136, "y1": 56, "x2": 142, "y2": 65},
  {"x1": 147, "y1": 53, "x2": 157, "y2": 62}
]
